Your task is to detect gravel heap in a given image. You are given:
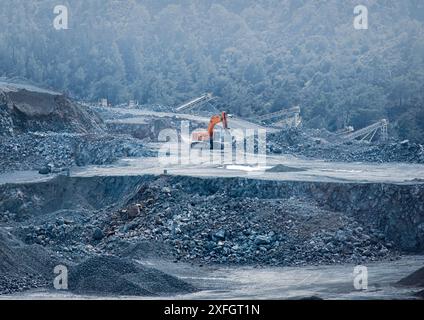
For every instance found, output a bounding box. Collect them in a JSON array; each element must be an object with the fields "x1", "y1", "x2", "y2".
[
  {"x1": 68, "y1": 255, "x2": 196, "y2": 296},
  {"x1": 398, "y1": 266, "x2": 424, "y2": 287},
  {"x1": 16, "y1": 211, "x2": 93, "y2": 258},
  {"x1": 0, "y1": 227, "x2": 196, "y2": 296},
  {"x1": 268, "y1": 128, "x2": 424, "y2": 164},
  {"x1": 16, "y1": 178, "x2": 397, "y2": 267},
  {"x1": 0, "y1": 132, "x2": 153, "y2": 173},
  {"x1": 93, "y1": 181, "x2": 396, "y2": 266},
  {"x1": 0, "y1": 228, "x2": 58, "y2": 295},
  {"x1": 398, "y1": 266, "x2": 424, "y2": 299}
]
